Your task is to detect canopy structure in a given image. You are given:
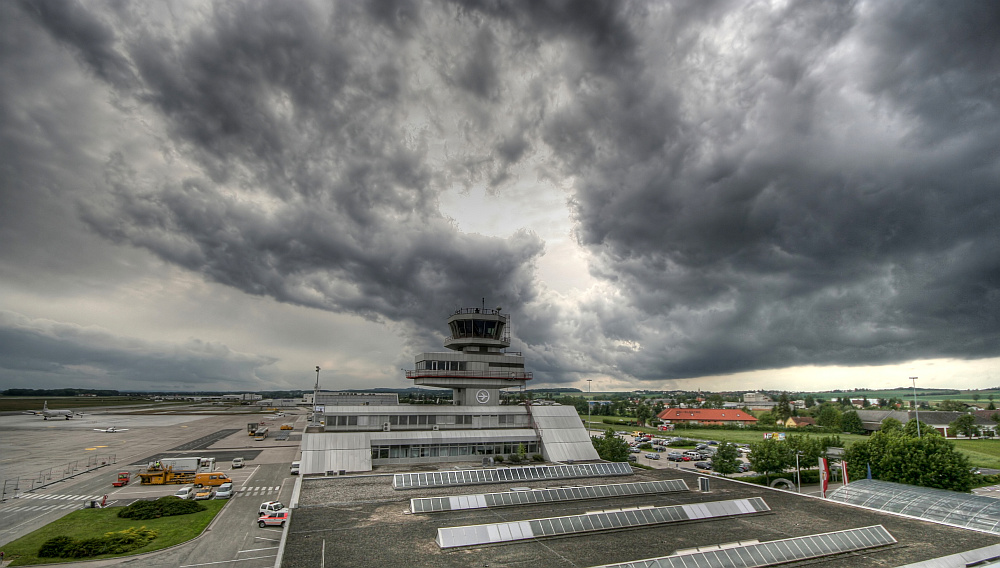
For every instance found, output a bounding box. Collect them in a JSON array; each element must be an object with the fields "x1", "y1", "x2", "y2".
[{"x1": 827, "y1": 479, "x2": 1000, "y2": 534}]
